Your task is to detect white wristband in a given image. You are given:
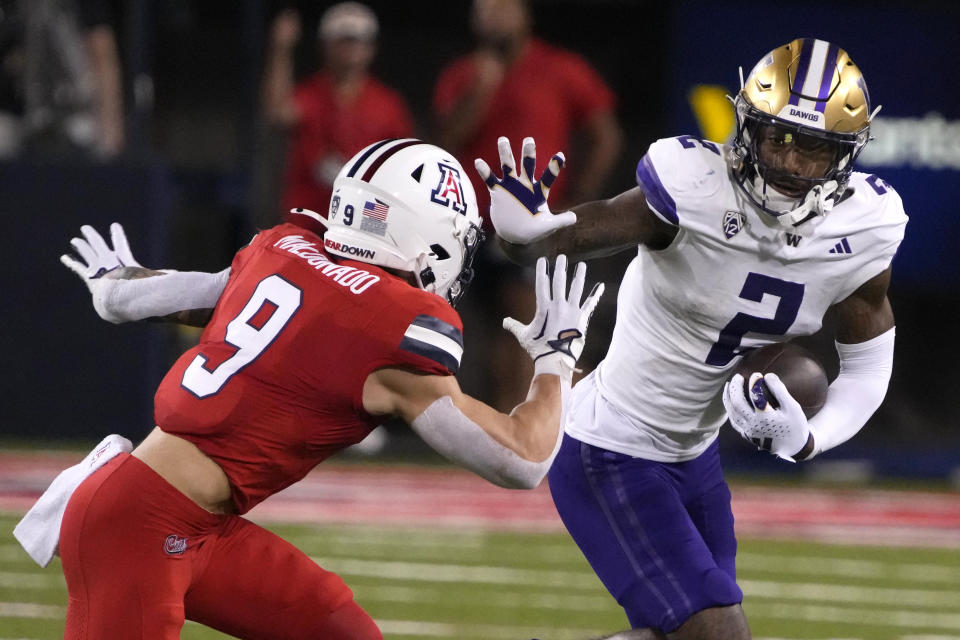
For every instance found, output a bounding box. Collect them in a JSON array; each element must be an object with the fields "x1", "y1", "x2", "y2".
[{"x1": 533, "y1": 352, "x2": 576, "y2": 380}]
